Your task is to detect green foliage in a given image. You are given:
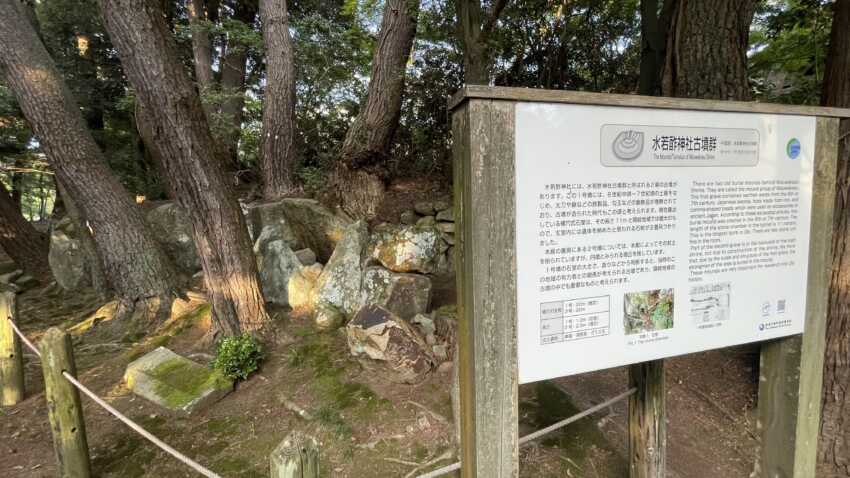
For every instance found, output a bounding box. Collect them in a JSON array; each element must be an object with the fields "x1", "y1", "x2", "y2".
[
  {"x1": 750, "y1": 0, "x2": 834, "y2": 105},
  {"x1": 212, "y1": 334, "x2": 266, "y2": 381}
]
